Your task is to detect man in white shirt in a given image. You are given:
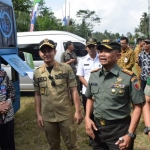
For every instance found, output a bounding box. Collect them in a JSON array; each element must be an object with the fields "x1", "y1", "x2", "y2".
[{"x1": 76, "y1": 38, "x2": 101, "y2": 146}]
